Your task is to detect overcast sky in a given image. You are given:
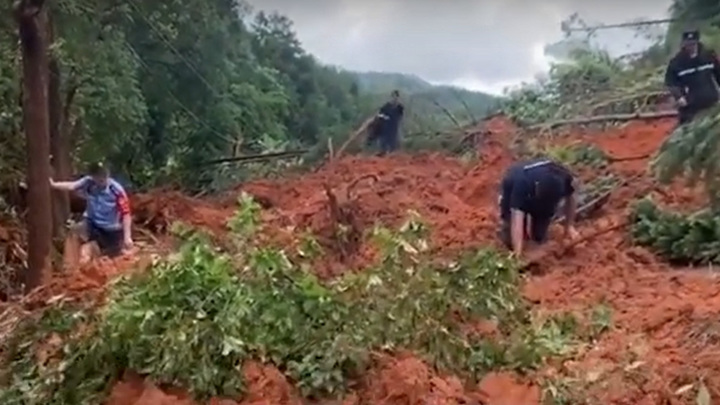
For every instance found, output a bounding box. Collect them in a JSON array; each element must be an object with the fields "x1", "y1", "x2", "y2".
[{"x1": 251, "y1": 0, "x2": 672, "y2": 94}]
